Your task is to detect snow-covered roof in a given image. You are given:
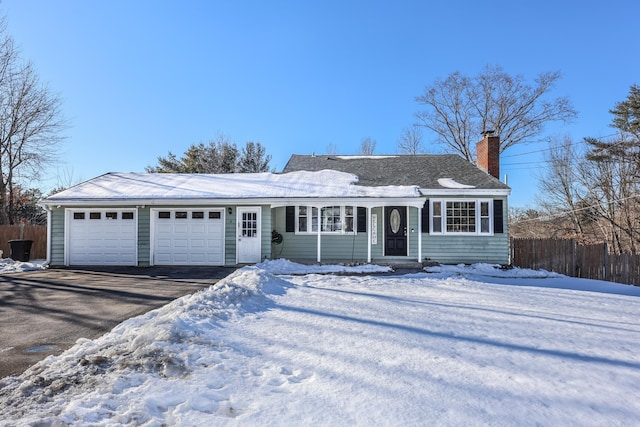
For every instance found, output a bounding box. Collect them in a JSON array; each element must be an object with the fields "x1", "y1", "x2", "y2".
[{"x1": 44, "y1": 170, "x2": 422, "y2": 203}]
